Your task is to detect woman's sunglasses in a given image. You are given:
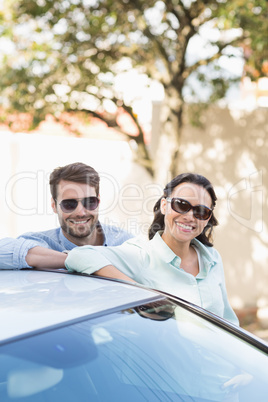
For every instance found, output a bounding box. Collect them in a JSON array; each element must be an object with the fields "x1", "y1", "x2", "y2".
[
  {"x1": 58, "y1": 196, "x2": 99, "y2": 213},
  {"x1": 166, "y1": 197, "x2": 212, "y2": 220}
]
